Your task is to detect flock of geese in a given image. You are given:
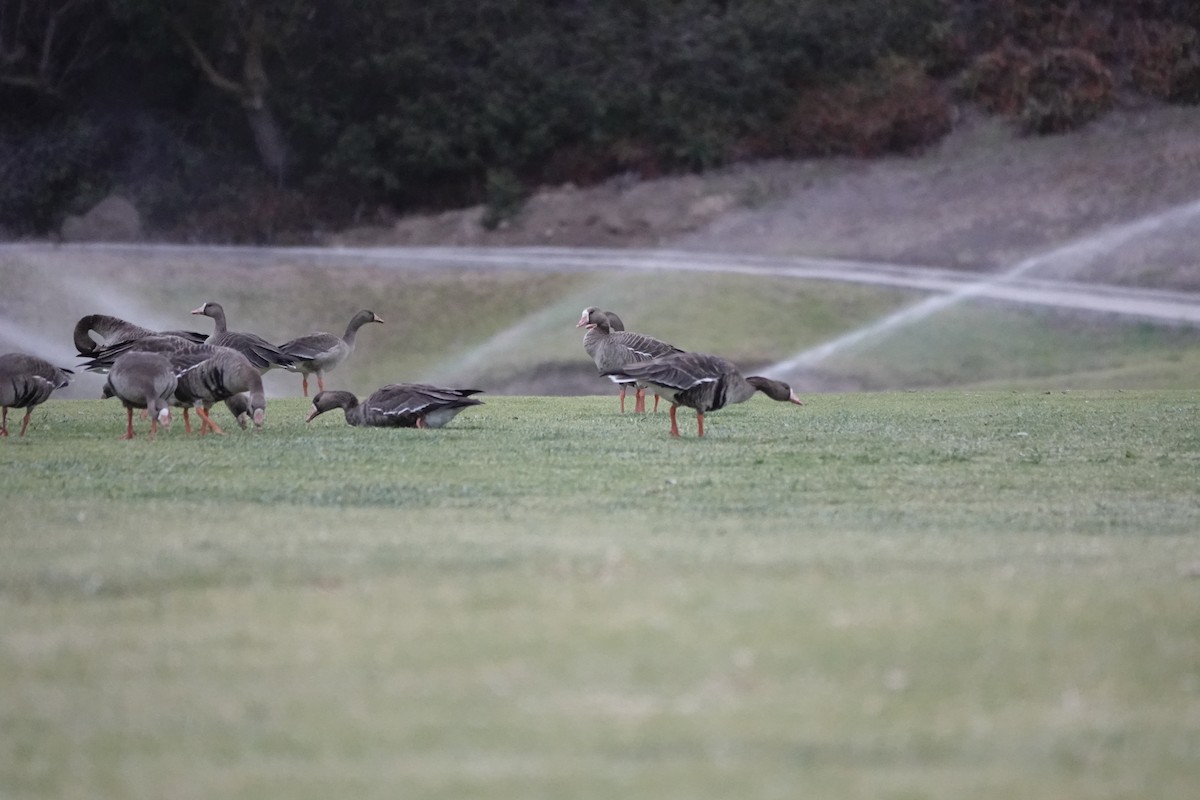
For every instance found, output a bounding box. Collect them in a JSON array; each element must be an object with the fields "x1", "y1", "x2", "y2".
[{"x1": 0, "y1": 303, "x2": 803, "y2": 440}]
